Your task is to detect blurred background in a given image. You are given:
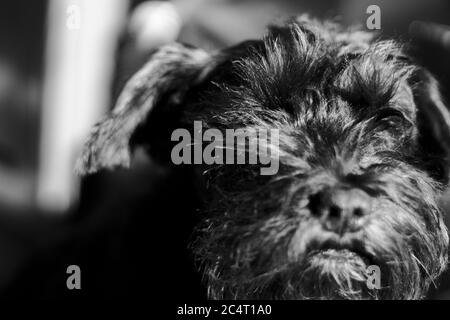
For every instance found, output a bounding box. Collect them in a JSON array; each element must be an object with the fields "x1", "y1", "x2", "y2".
[{"x1": 0, "y1": 0, "x2": 449, "y2": 298}]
